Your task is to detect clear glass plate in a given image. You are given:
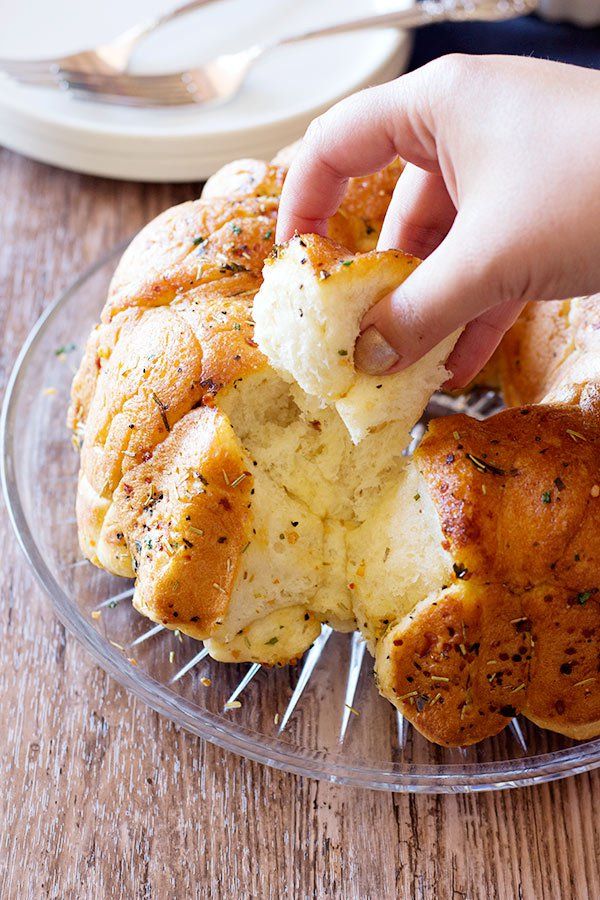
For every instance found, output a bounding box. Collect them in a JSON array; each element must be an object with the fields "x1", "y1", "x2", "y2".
[{"x1": 3, "y1": 246, "x2": 600, "y2": 793}]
